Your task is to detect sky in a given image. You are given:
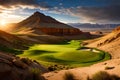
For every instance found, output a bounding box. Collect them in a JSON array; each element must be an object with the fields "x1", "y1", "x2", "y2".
[{"x1": 0, "y1": 0, "x2": 120, "y2": 24}]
